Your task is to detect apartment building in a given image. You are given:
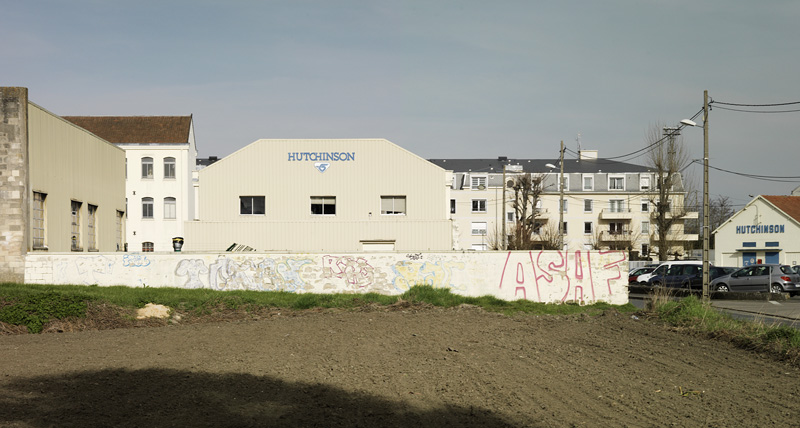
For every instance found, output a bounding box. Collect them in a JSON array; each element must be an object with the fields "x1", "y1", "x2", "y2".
[
  {"x1": 430, "y1": 150, "x2": 698, "y2": 259},
  {"x1": 63, "y1": 116, "x2": 197, "y2": 252}
]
